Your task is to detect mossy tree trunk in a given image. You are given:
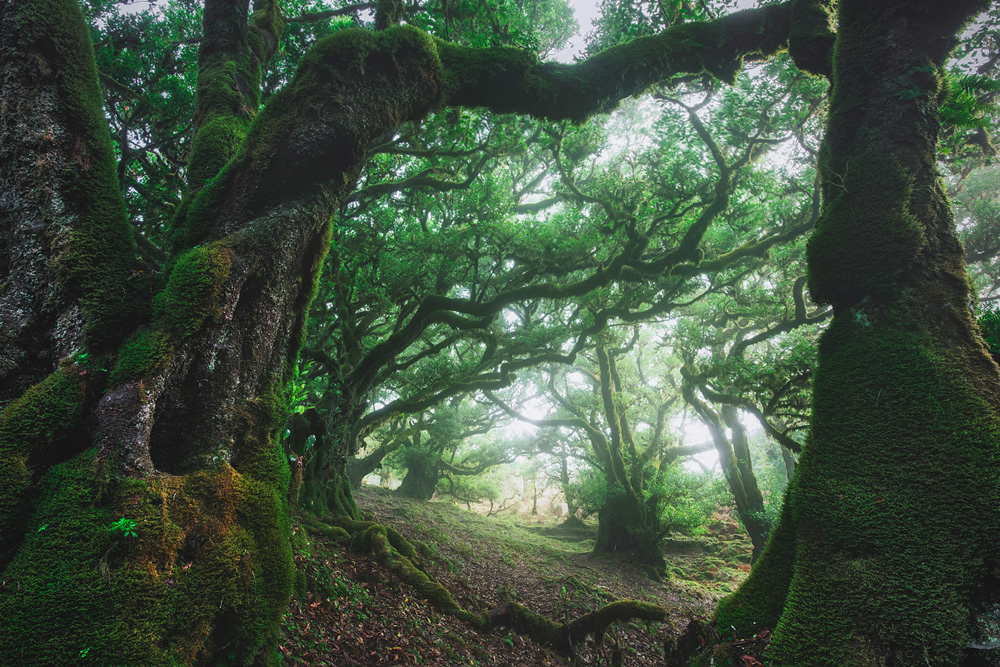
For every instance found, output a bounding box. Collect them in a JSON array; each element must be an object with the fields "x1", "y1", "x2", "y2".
[
  {"x1": 593, "y1": 490, "x2": 664, "y2": 567},
  {"x1": 713, "y1": 1, "x2": 1000, "y2": 664},
  {"x1": 1, "y1": 0, "x2": 300, "y2": 661},
  {"x1": 1, "y1": 0, "x2": 811, "y2": 661},
  {"x1": 396, "y1": 457, "x2": 441, "y2": 500},
  {"x1": 589, "y1": 345, "x2": 669, "y2": 569}
]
